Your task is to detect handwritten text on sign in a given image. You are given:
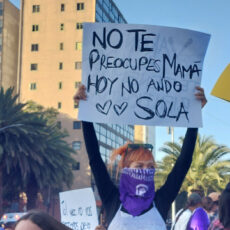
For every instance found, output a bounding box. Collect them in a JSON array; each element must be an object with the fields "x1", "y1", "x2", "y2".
[
  {"x1": 79, "y1": 23, "x2": 210, "y2": 127},
  {"x1": 59, "y1": 188, "x2": 98, "y2": 230}
]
